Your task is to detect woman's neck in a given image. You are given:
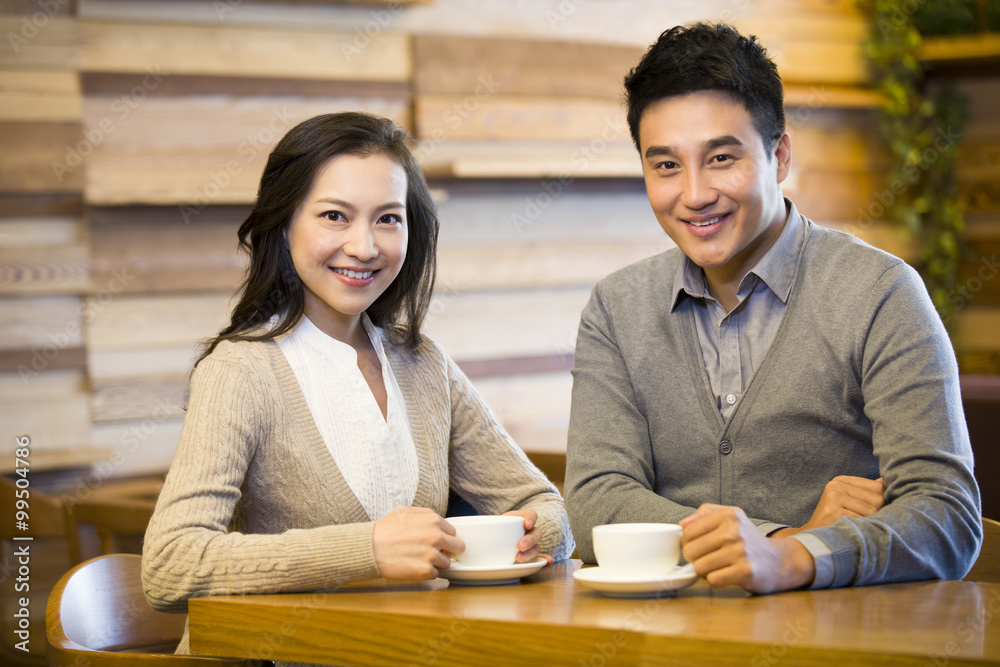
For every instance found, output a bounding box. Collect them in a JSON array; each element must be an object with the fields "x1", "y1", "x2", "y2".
[{"x1": 303, "y1": 308, "x2": 369, "y2": 351}]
